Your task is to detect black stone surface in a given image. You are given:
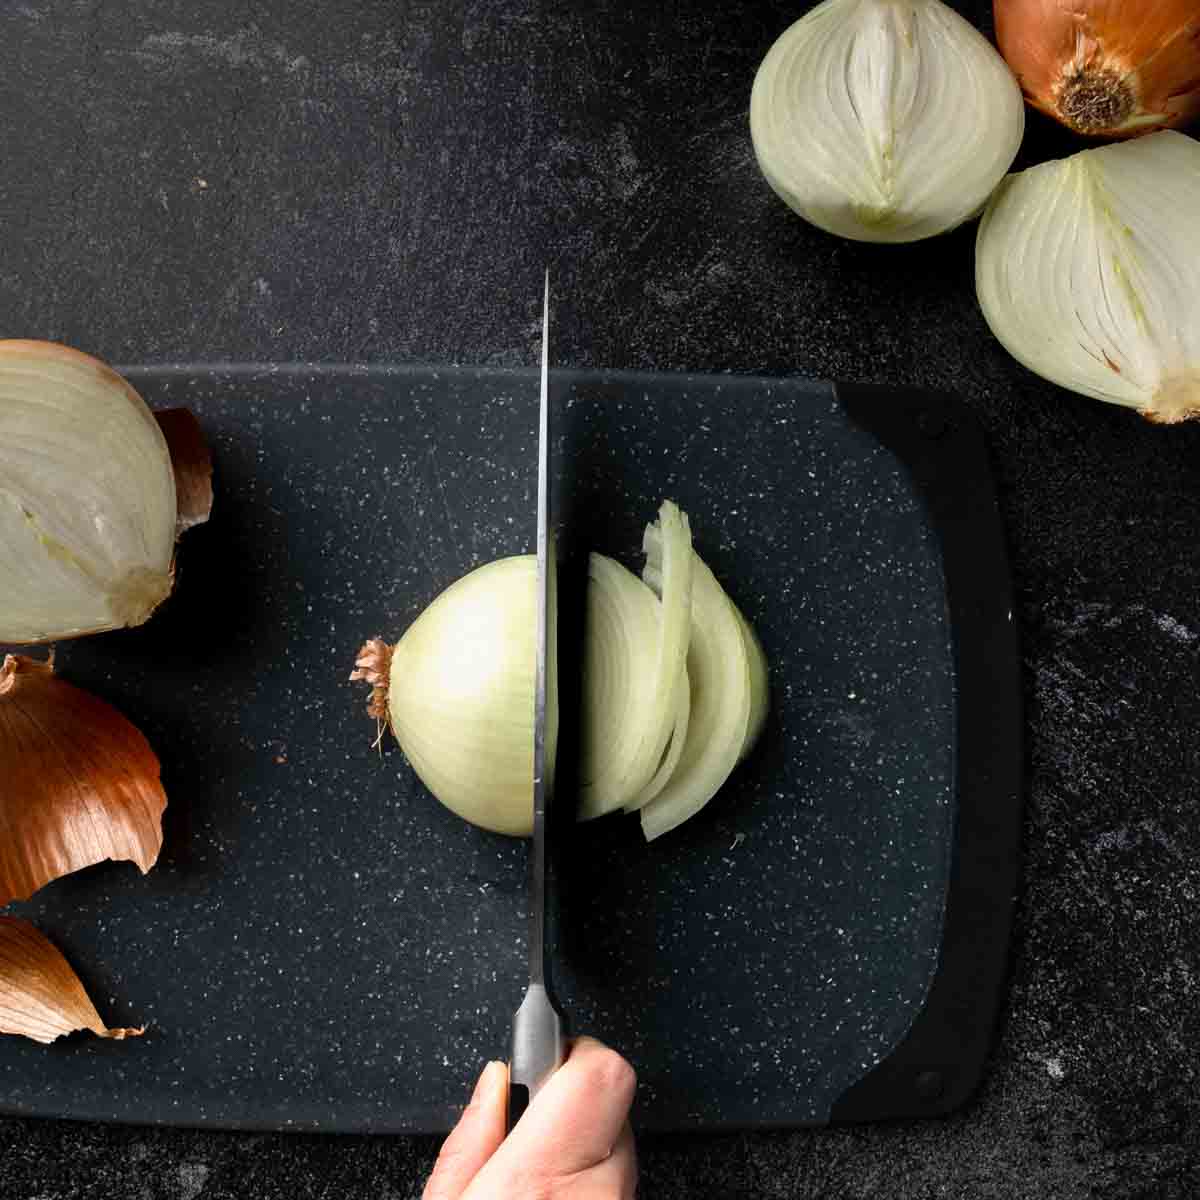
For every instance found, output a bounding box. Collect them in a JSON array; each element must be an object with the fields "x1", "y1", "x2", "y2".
[{"x1": 0, "y1": 0, "x2": 1197, "y2": 1197}]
